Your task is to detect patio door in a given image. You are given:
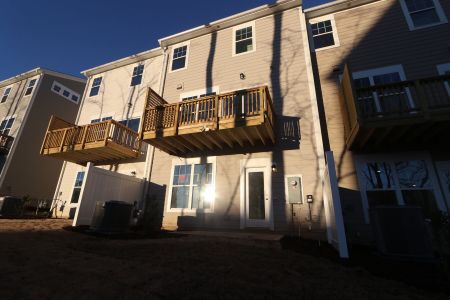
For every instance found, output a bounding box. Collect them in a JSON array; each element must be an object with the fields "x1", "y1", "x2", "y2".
[{"x1": 245, "y1": 167, "x2": 270, "y2": 228}]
